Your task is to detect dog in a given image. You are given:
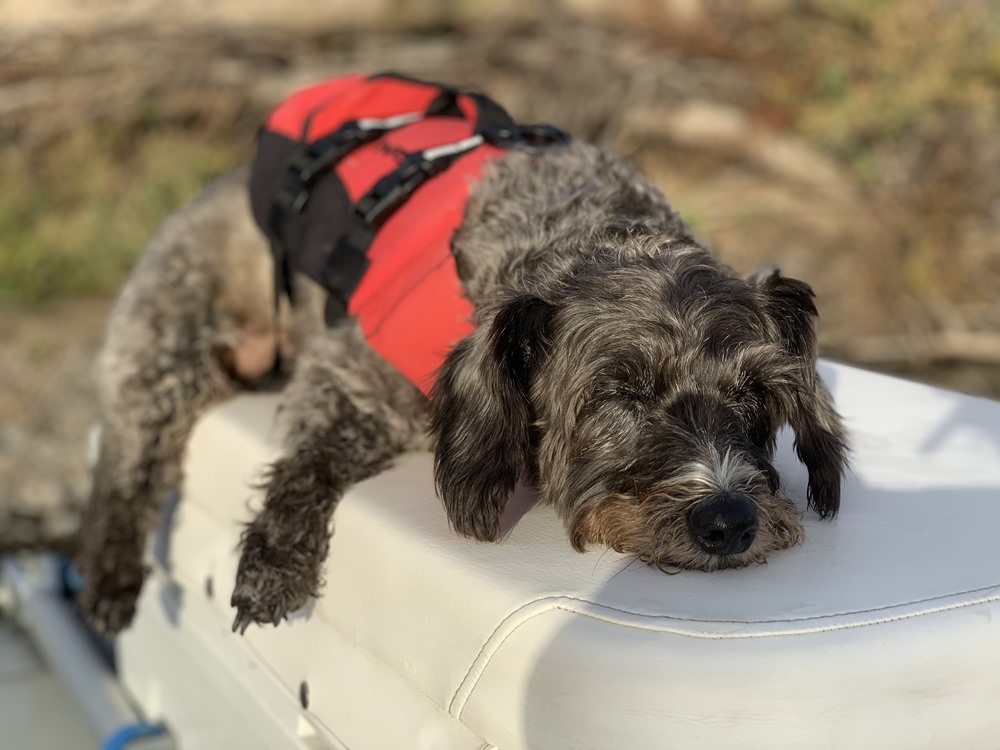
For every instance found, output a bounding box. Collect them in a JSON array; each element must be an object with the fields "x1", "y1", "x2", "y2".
[{"x1": 75, "y1": 74, "x2": 848, "y2": 637}]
